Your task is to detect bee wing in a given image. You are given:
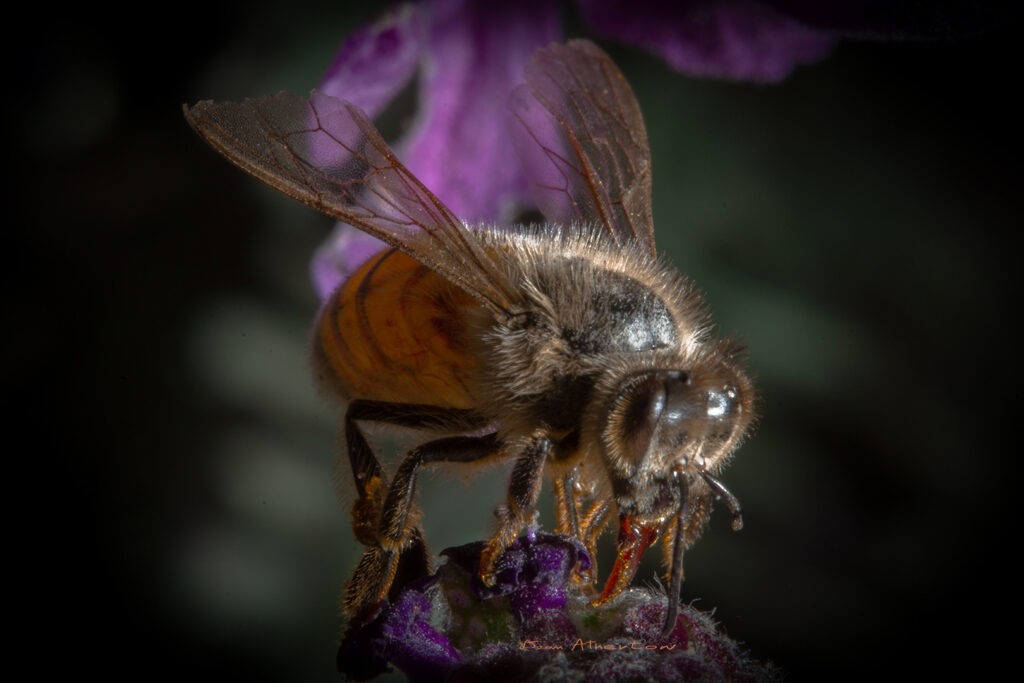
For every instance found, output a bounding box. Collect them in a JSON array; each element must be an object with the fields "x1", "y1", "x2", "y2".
[
  {"x1": 509, "y1": 39, "x2": 656, "y2": 255},
  {"x1": 184, "y1": 91, "x2": 518, "y2": 317}
]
